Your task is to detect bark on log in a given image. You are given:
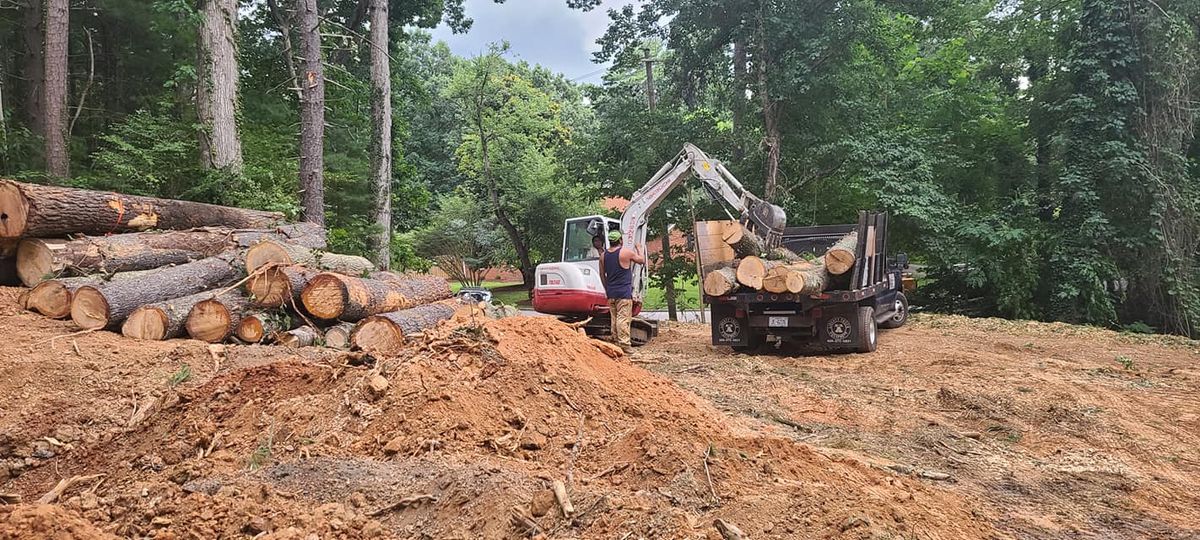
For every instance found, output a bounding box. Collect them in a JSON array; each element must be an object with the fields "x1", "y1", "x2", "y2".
[
  {"x1": 71, "y1": 253, "x2": 241, "y2": 330},
  {"x1": 0, "y1": 180, "x2": 286, "y2": 238},
  {"x1": 244, "y1": 241, "x2": 375, "y2": 275},
  {"x1": 25, "y1": 223, "x2": 326, "y2": 287},
  {"x1": 721, "y1": 222, "x2": 764, "y2": 258},
  {"x1": 301, "y1": 272, "x2": 452, "y2": 321},
  {"x1": 122, "y1": 289, "x2": 221, "y2": 341},
  {"x1": 824, "y1": 231, "x2": 858, "y2": 275},
  {"x1": 735, "y1": 256, "x2": 783, "y2": 290},
  {"x1": 245, "y1": 264, "x2": 318, "y2": 308},
  {"x1": 350, "y1": 302, "x2": 456, "y2": 356},
  {"x1": 27, "y1": 270, "x2": 155, "y2": 319},
  {"x1": 794, "y1": 261, "x2": 831, "y2": 294},
  {"x1": 324, "y1": 322, "x2": 356, "y2": 350},
  {"x1": 186, "y1": 290, "x2": 253, "y2": 343},
  {"x1": 235, "y1": 311, "x2": 289, "y2": 344},
  {"x1": 276, "y1": 326, "x2": 318, "y2": 347},
  {"x1": 703, "y1": 266, "x2": 739, "y2": 296}
]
